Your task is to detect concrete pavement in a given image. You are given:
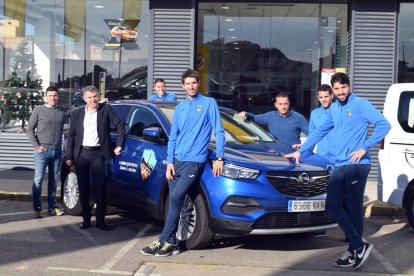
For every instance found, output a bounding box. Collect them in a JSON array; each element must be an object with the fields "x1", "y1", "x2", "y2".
[{"x1": 0, "y1": 168, "x2": 405, "y2": 216}]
